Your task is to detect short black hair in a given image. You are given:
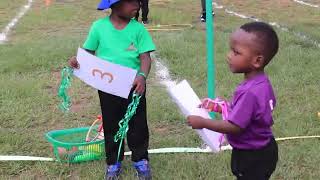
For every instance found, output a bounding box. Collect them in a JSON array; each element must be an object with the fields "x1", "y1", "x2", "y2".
[{"x1": 240, "y1": 21, "x2": 279, "y2": 65}]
